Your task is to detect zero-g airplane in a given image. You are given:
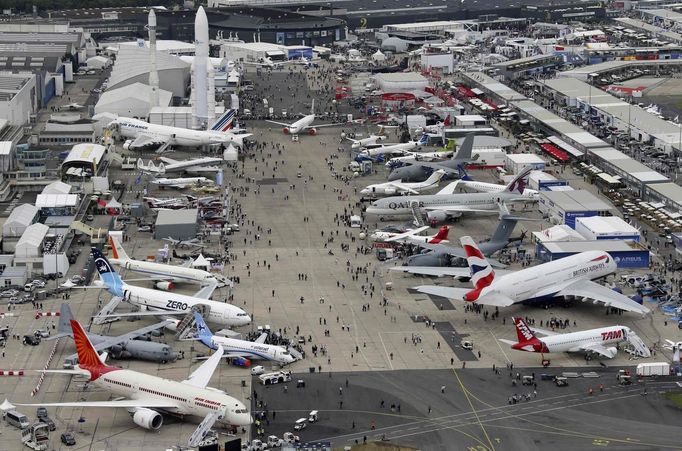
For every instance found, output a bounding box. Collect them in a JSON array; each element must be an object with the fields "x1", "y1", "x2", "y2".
[
  {"x1": 413, "y1": 236, "x2": 650, "y2": 314},
  {"x1": 91, "y1": 248, "x2": 251, "y2": 328},
  {"x1": 49, "y1": 303, "x2": 180, "y2": 365},
  {"x1": 17, "y1": 319, "x2": 251, "y2": 448},
  {"x1": 366, "y1": 166, "x2": 533, "y2": 222},
  {"x1": 499, "y1": 317, "x2": 650, "y2": 358},
  {"x1": 360, "y1": 169, "x2": 446, "y2": 196},
  {"x1": 112, "y1": 109, "x2": 251, "y2": 151},
  {"x1": 266, "y1": 100, "x2": 344, "y2": 135},
  {"x1": 109, "y1": 236, "x2": 230, "y2": 289},
  {"x1": 192, "y1": 312, "x2": 296, "y2": 365}
]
